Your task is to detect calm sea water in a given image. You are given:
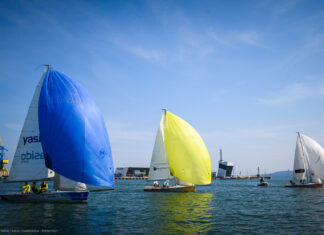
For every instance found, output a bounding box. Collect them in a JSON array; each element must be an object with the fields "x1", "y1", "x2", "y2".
[{"x1": 0, "y1": 179, "x2": 324, "y2": 234}]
